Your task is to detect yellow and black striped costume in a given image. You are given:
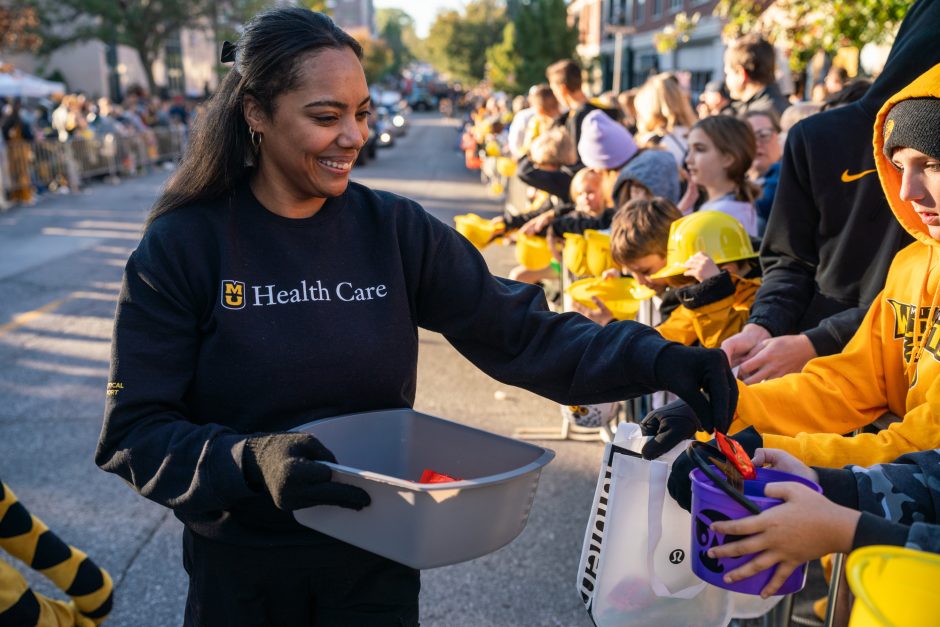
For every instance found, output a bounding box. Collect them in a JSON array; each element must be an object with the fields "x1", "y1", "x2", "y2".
[{"x1": 0, "y1": 480, "x2": 112, "y2": 626}]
